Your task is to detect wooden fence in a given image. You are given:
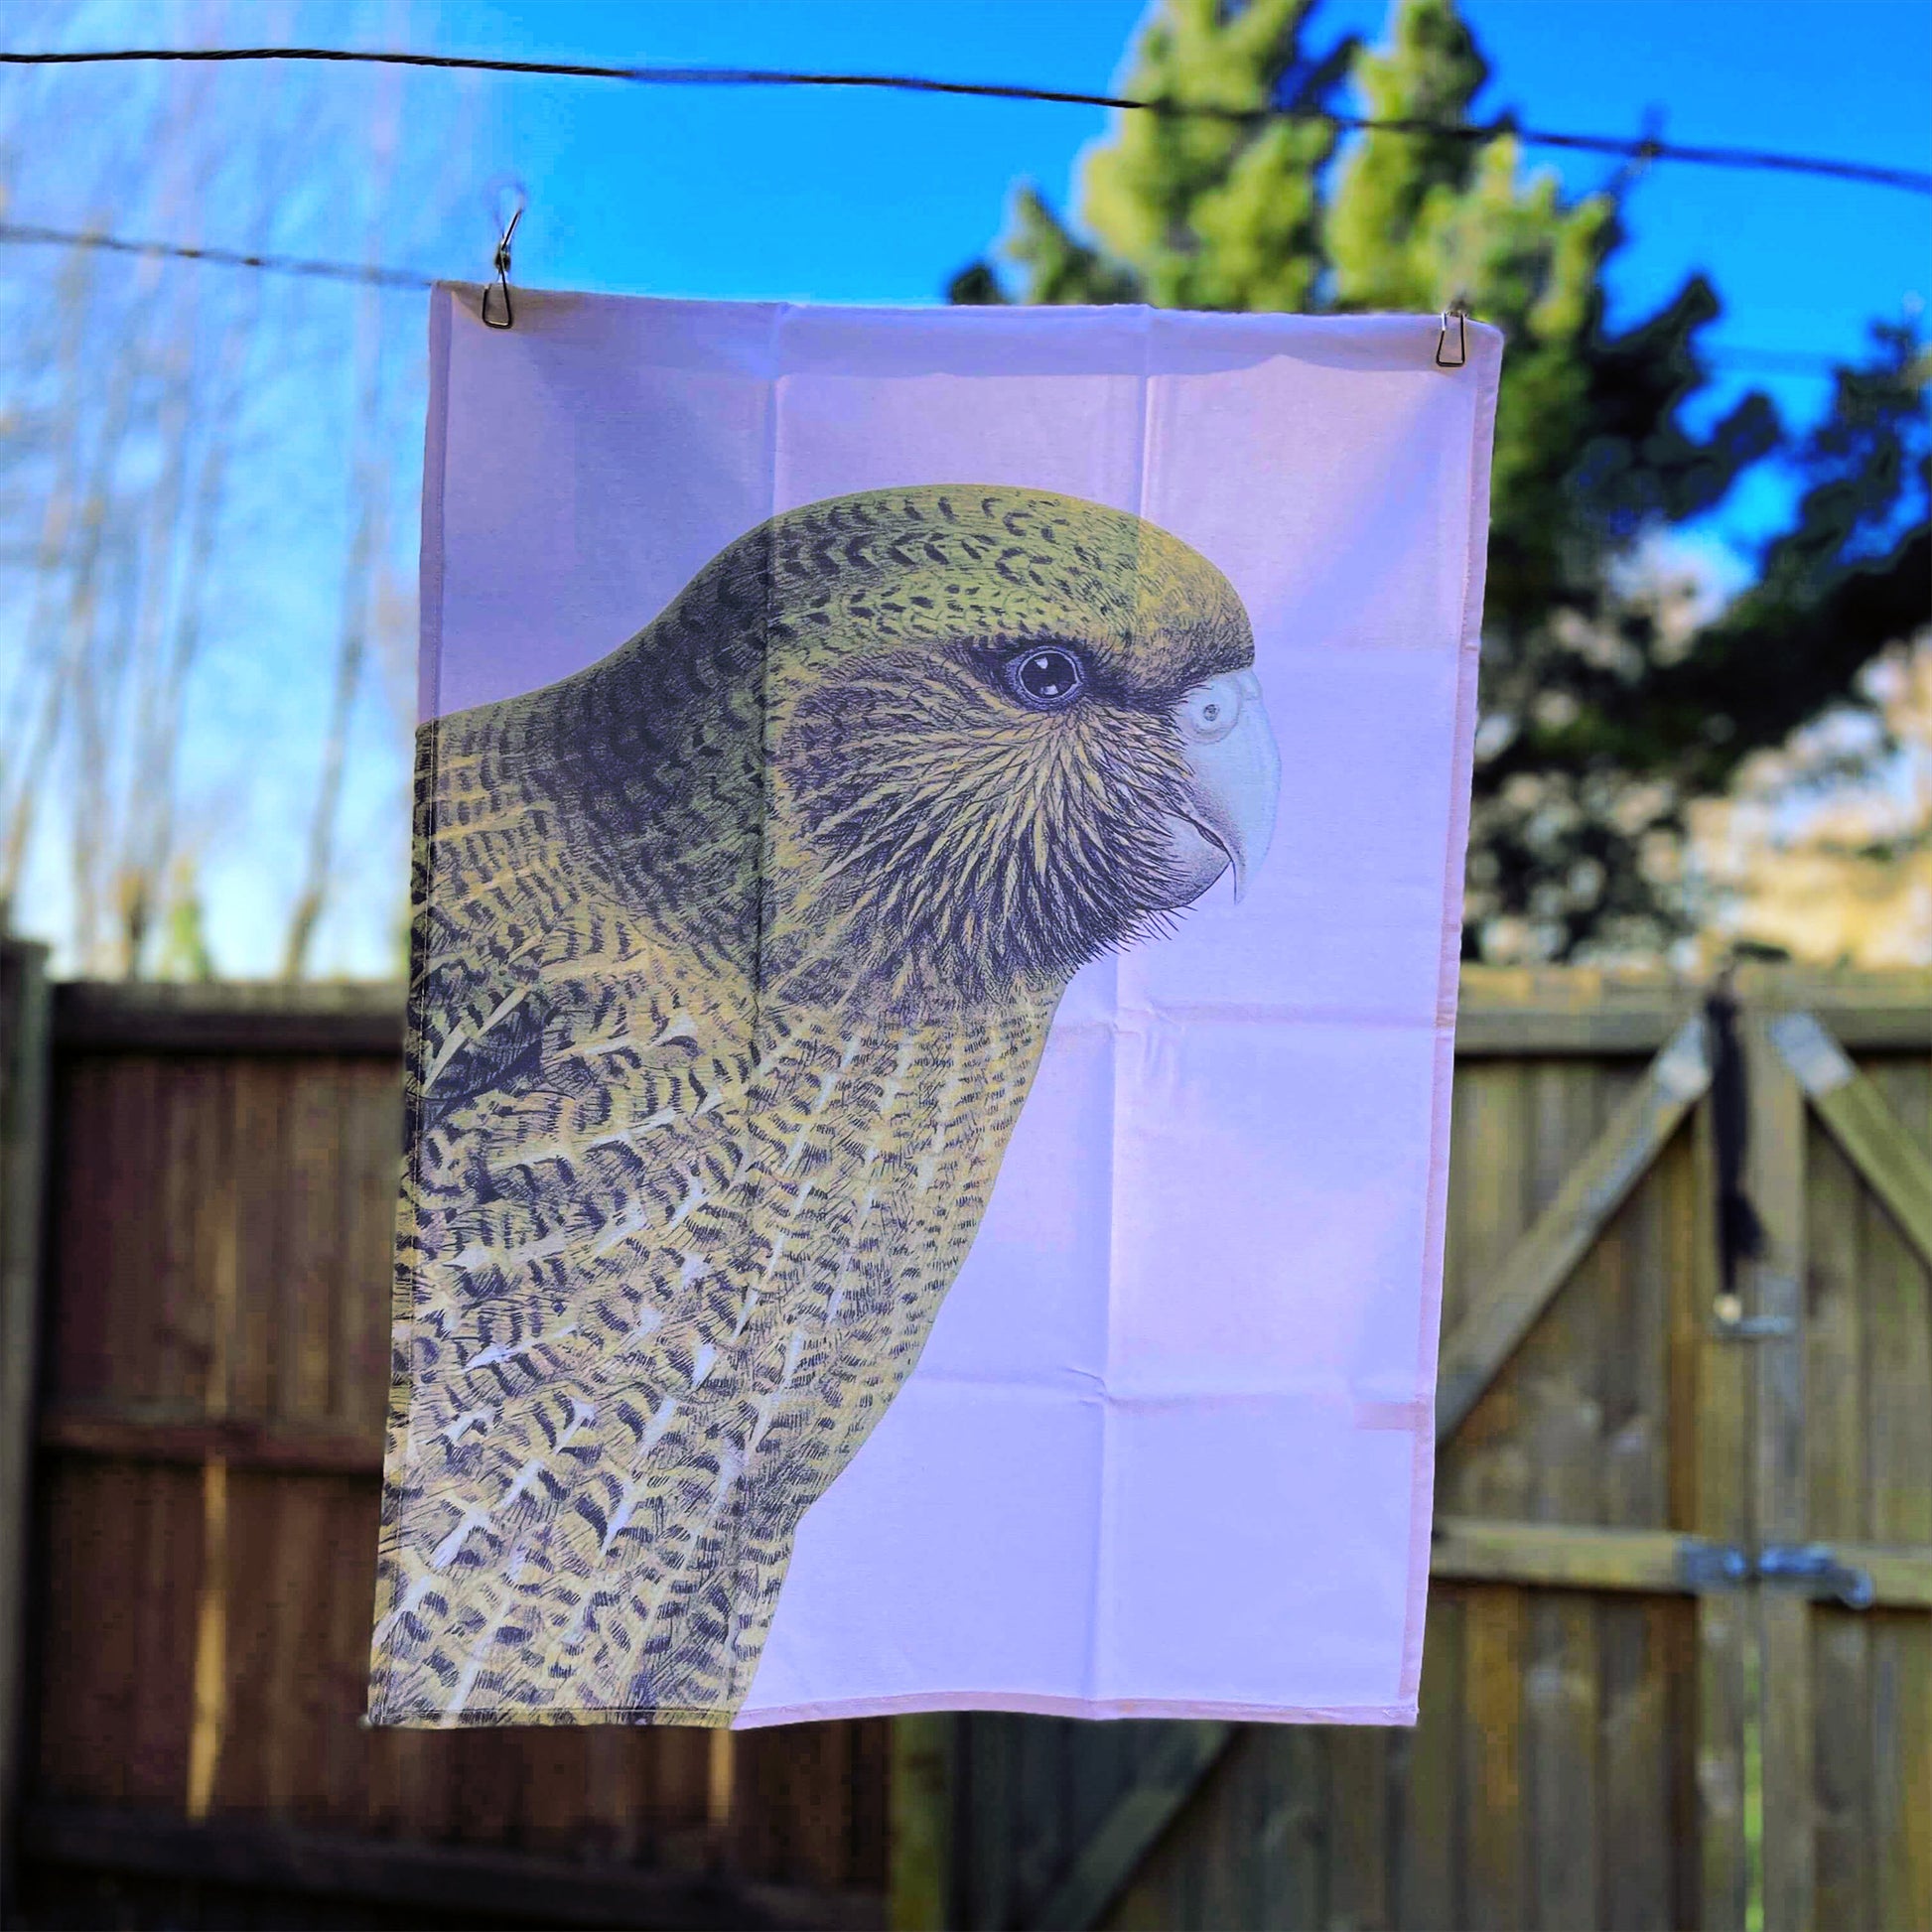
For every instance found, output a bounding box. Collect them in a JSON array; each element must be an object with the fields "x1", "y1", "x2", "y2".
[
  {"x1": 1, "y1": 952, "x2": 1928, "y2": 1929},
  {"x1": 0, "y1": 957, "x2": 885, "y2": 1930},
  {"x1": 931, "y1": 967, "x2": 1932, "y2": 1932}
]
